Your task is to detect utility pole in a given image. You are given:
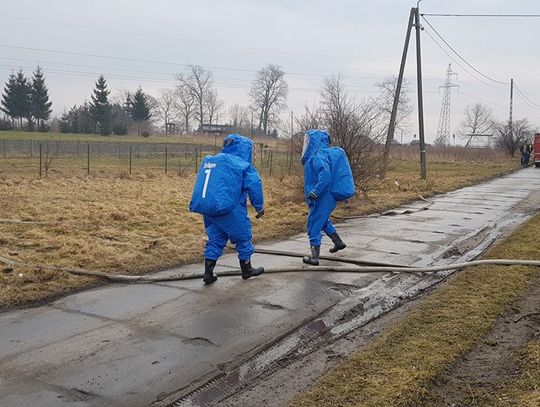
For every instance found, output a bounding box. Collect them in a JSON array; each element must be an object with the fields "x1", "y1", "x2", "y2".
[
  {"x1": 381, "y1": 7, "x2": 415, "y2": 177},
  {"x1": 415, "y1": 5, "x2": 427, "y2": 179},
  {"x1": 509, "y1": 78, "x2": 514, "y2": 141}
]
